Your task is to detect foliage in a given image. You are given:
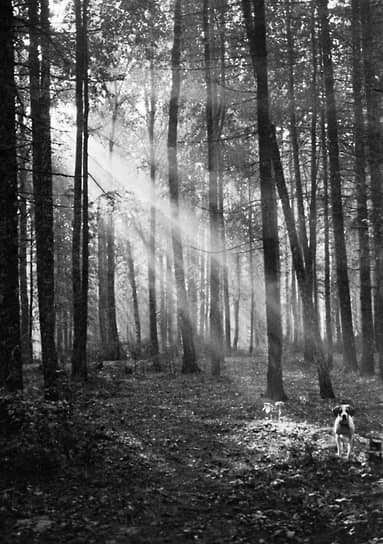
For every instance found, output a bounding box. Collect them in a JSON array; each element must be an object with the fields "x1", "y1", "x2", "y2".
[{"x1": 0, "y1": 389, "x2": 106, "y2": 479}]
